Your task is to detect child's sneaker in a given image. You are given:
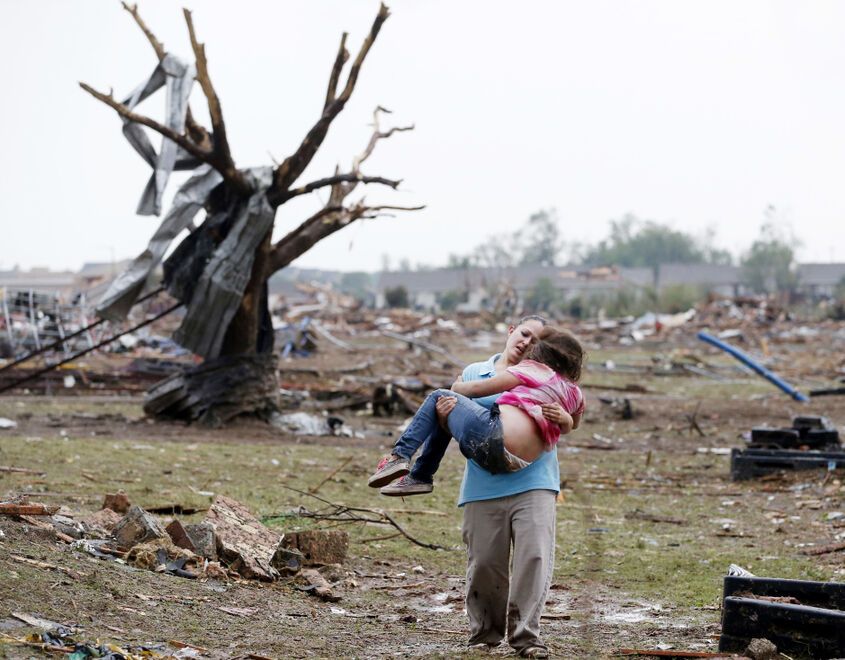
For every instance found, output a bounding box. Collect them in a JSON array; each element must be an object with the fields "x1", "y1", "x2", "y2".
[
  {"x1": 368, "y1": 454, "x2": 410, "y2": 488},
  {"x1": 379, "y1": 475, "x2": 434, "y2": 496}
]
